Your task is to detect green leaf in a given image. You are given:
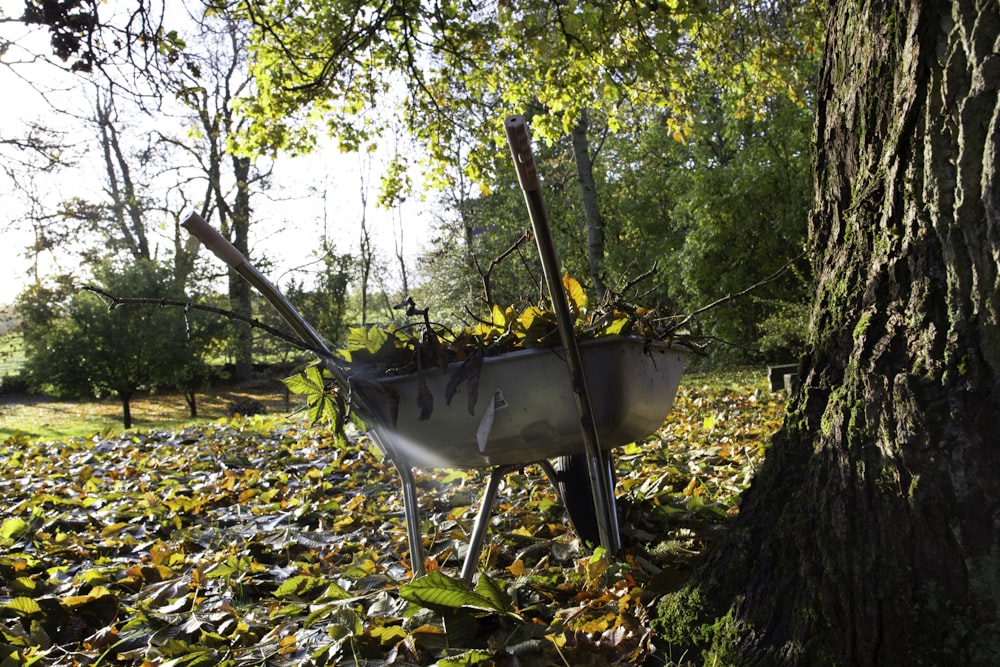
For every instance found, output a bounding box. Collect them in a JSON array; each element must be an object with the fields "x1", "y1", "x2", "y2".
[
  {"x1": 345, "y1": 326, "x2": 390, "y2": 356},
  {"x1": 282, "y1": 365, "x2": 326, "y2": 396},
  {"x1": 5, "y1": 597, "x2": 42, "y2": 616},
  {"x1": 437, "y1": 649, "x2": 493, "y2": 666},
  {"x1": 274, "y1": 575, "x2": 324, "y2": 599},
  {"x1": 474, "y1": 574, "x2": 514, "y2": 617},
  {"x1": 398, "y1": 571, "x2": 501, "y2": 613},
  {"x1": 0, "y1": 517, "x2": 28, "y2": 540},
  {"x1": 604, "y1": 316, "x2": 630, "y2": 336},
  {"x1": 283, "y1": 365, "x2": 340, "y2": 424}
]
